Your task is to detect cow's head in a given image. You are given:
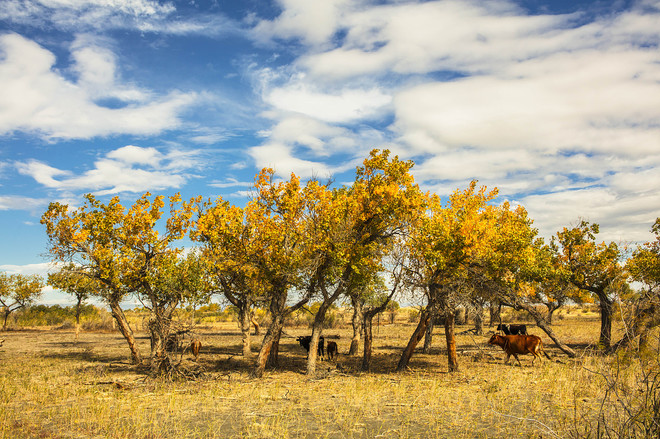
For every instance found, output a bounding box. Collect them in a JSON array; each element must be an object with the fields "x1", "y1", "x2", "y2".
[{"x1": 488, "y1": 334, "x2": 503, "y2": 346}]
